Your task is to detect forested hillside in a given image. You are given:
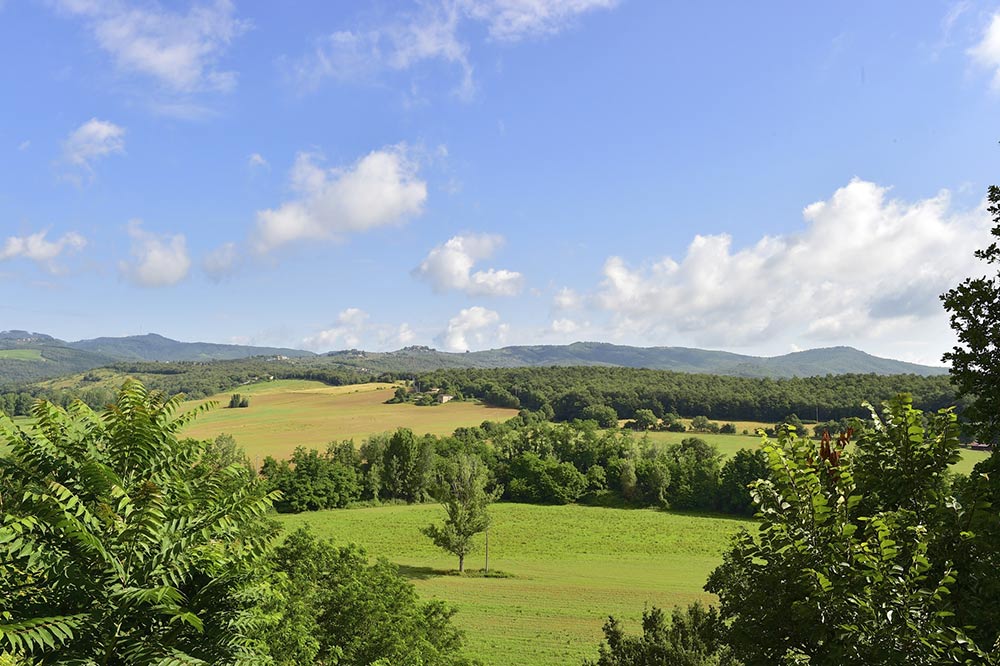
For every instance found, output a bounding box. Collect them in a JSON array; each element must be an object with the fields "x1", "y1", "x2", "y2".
[{"x1": 415, "y1": 366, "x2": 961, "y2": 422}]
